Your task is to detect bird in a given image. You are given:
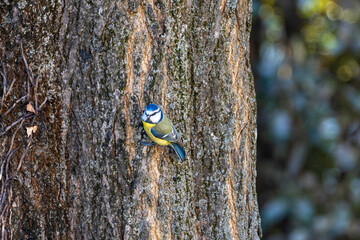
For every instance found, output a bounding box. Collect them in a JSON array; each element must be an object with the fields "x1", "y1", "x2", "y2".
[{"x1": 142, "y1": 104, "x2": 186, "y2": 161}]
